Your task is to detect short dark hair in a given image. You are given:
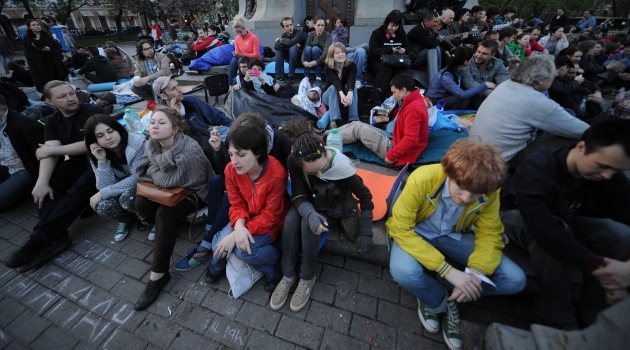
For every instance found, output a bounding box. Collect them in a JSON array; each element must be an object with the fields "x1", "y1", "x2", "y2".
[
  {"x1": 389, "y1": 73, "x2": 415, "y2": 91},
  {"x1": 485, "y1": 30, "x2": 499, "y2": 39},
  {"x1": 471, "y1": 5, "x2": 484, "y2": 14},
  {"x1": 280, "y1": 17, "x2": 292, "y2": 27},
  {"x1": 454, "y1": 8, "x2": 470, "y2": 21},
  {"x1": 76, "y1": 44, "x2": 86, "y2": 50},
  {"x1": 581, "y1": 119, "x2": 630, "y2": 157},
  {"x1": 502, "y1": 5, "x2": 517, "y2": 15},
  {"x1": 87, "y1": 46, "x2": 99, "y2": 57},
  {"x1": 0, "y1": 94, "x2": 7, "y2": 111},
  {"x1": 382, "y1": 10, "x2": 403, "y2": 28},
  {"x1": 238, "y1": 56, "x2": 250, "y2": 66},
  {"x1": 423, "y1": 11, "x2": 439, "y2": 21},
  {"x1": 555, "y1": 56, "x2": 573, "y2": 69},
  {"x1": 498, "y1": 27, "x2": 517, "y2": 40},
  {"x1": 248, "y1": 58, "x2": 265, "y2": 69},
  {"x1": 479, "y1": 39, "x2": 499, "y2": 54},
  {"x1": 226, "y1": 123, "x2": 269, "y2": 165},
  {"x1": 486, "y1": 7, "x2": 500, "y2": 18}
]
